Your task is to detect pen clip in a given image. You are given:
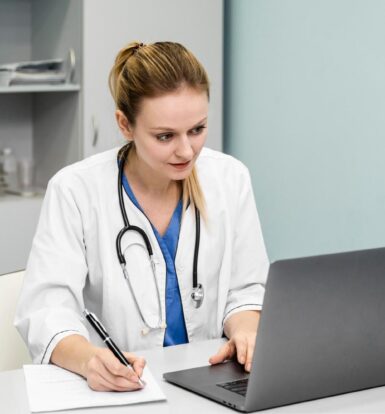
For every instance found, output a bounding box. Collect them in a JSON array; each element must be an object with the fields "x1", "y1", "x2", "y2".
[{"x1": 83, "y1": 308, "x2": 109, "y2": 337}]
